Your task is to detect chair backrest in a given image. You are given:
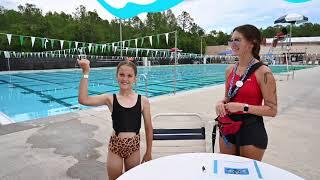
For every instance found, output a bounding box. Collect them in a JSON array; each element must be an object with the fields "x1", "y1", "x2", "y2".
[{"x1": 151, "y1": 113, "x2": 206, "y2": 159}]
